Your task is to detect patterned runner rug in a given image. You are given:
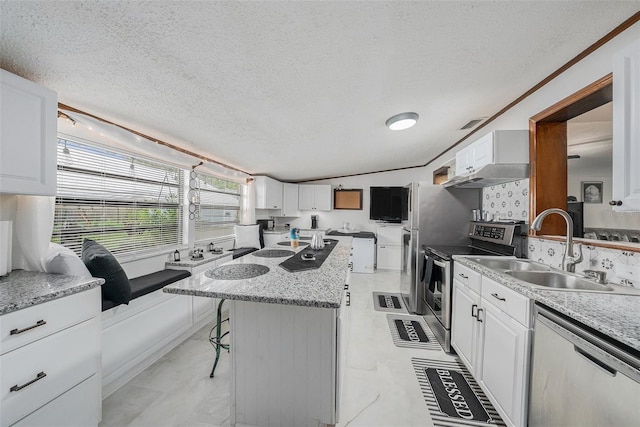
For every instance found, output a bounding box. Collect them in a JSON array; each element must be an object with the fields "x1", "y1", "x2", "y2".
[
  {"x1": 386, "y1": 314, "x2": 442, "y2": 351},
  {"x1": 411, "y1": 357, "x2": 506, "y2": 427},
  {"x1": 372, "y1": 292, "x2": 408, "y2": 313}
]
